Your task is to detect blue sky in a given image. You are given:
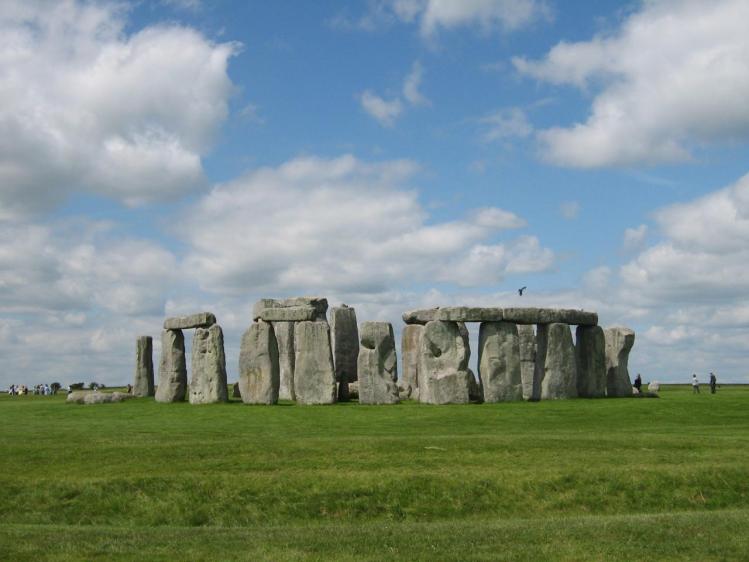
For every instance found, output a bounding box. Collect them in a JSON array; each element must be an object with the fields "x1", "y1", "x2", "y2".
[{"x1": 2, "y1": 0, "x2": 749, "y2": 387}]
